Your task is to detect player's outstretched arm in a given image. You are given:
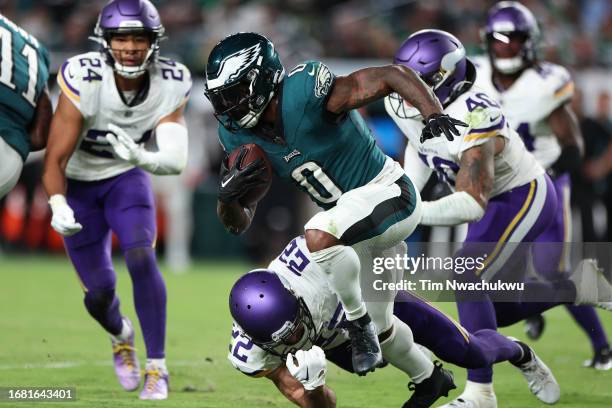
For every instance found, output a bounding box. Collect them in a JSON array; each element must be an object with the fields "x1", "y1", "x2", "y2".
[
  {"x1": 267, "y1": 365, "x2": 336, "y2": 408},
  {"x1": 327, "y1": 65, "x2": 466, "y2": 141},
  {"x1": 327, "y1": 65, "x2": 441, "y2": 116},
  {"x1": 42, "y1": 93, "x2": 83, "y2": 197},
  {"x1": 420, "y1": 138, "x2": 501, "y2": 226},
  {"x1": 548, "y1": 103, "x2": 584, "y2": 175},
  {"x1": 28, "y1": 89, "x2": 52, "y2": 152}
]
